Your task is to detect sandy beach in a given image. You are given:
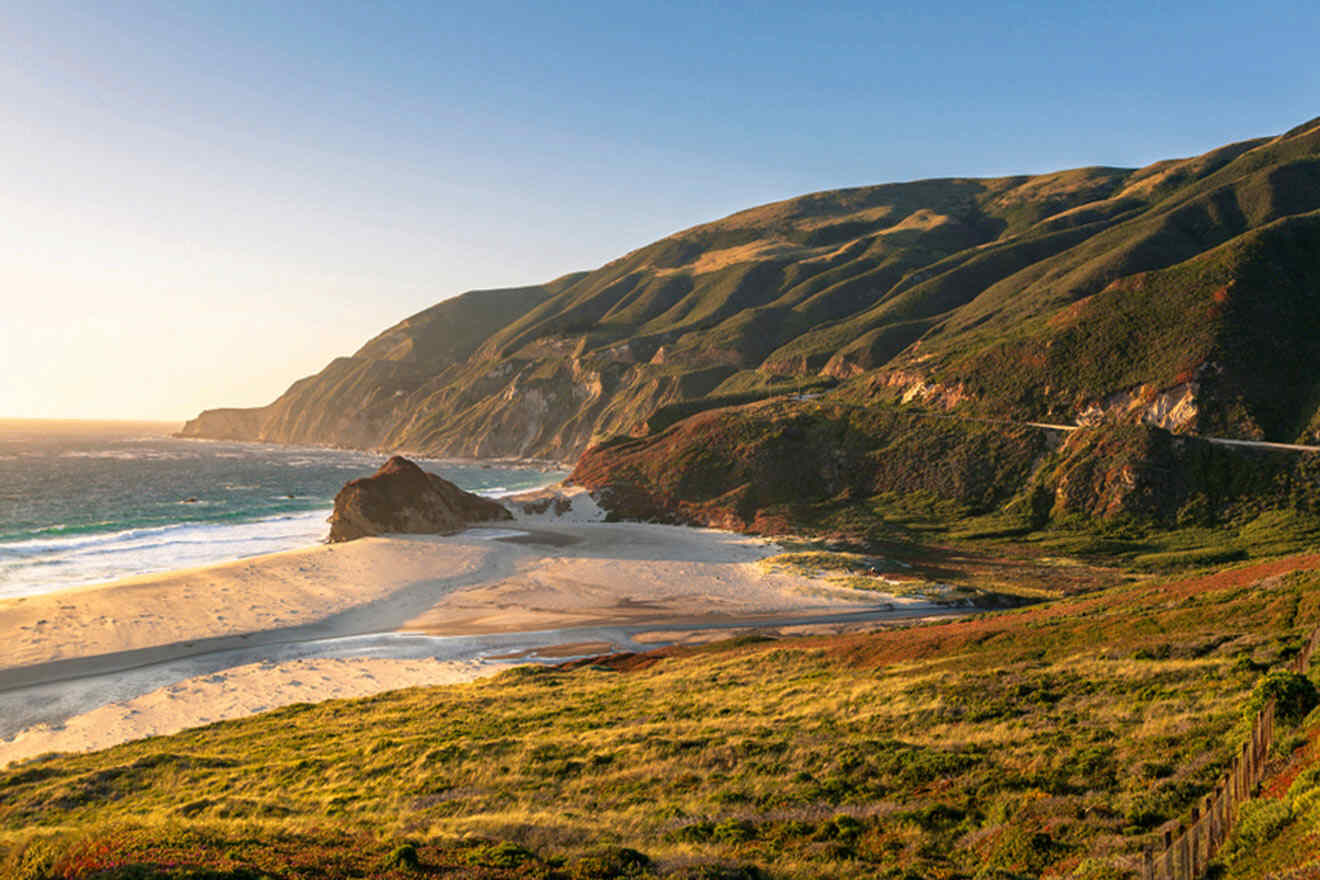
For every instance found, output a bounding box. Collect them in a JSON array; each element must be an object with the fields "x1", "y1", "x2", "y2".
[{"x1": 0, "y1": 492, "x2": 954, "y2": 767}]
